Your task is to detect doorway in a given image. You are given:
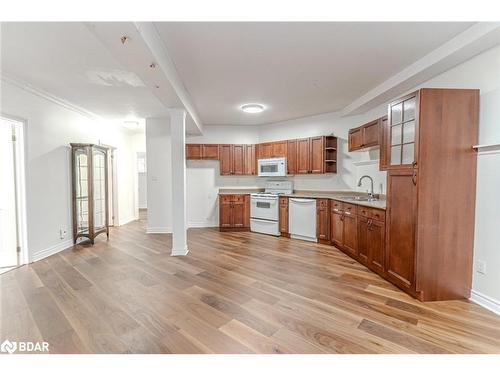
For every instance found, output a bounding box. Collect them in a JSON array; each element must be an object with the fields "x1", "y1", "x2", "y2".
[
  {"x1": 0, "y1": 116, "x2": 27, "y2": 274},
  {"x1": 137, "y1": 152, "x2": 147, "y2": 221}
]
